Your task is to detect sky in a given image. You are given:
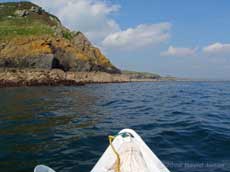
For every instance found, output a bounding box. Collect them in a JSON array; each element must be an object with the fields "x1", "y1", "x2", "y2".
[{"x1": 1, "y1": 0, "x2": 230, "y2": 79}]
